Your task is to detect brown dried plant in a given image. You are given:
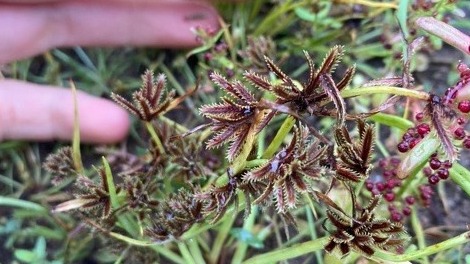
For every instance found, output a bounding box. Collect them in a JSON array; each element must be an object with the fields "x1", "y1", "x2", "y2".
[
  {"x1": 111, "y1": 70, "x2": 175, "y2": 121},
  {"x1": 43, "y1": 146, "x2": 76, "y2": 185},
  {"x1": 334, "y1": 120, "x2": 375, "y2": 182},
  {"x1": 145, "y1": 189, "x2": 204, "y2": 243},
  {"x1": 317, "y1": 192, "x2": 405, "y2": 257},
  {"x1": 53, "y1": 169, "x2": 112, "y2": 219},
  {"x1": 244, "y1": 125, "x2": 328, "y2": 213},
  {"x1": 244, "y1": 46, "x2": 354, "y2": 117},
  {"x1": 200, "y1": 72, "x2": 274, "y2": 161}
]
